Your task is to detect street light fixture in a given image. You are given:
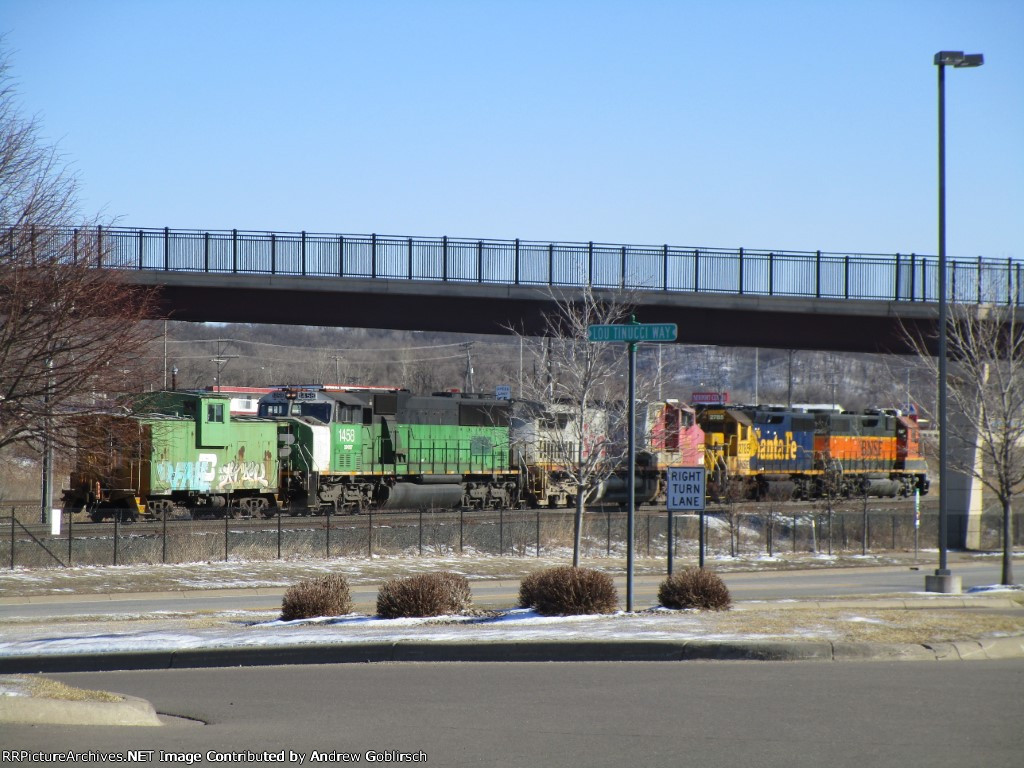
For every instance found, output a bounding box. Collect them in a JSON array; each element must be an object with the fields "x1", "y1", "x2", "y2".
[{"x1": 929, "y1": 50, "x2": 983, "y2": 594}]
